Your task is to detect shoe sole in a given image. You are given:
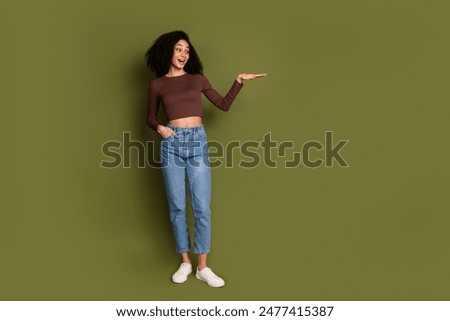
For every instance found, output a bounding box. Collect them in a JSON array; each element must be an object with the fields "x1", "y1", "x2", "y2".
[{"x1": 195, "y1": 273, "x2": 225, "y2": 287}]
